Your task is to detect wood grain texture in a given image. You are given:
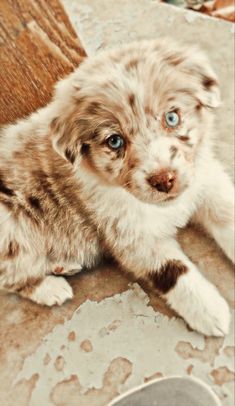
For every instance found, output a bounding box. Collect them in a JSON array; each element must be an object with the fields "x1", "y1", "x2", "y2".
[{"x1": 0, "y1": 0, "x2": 86, "y2": 125}]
